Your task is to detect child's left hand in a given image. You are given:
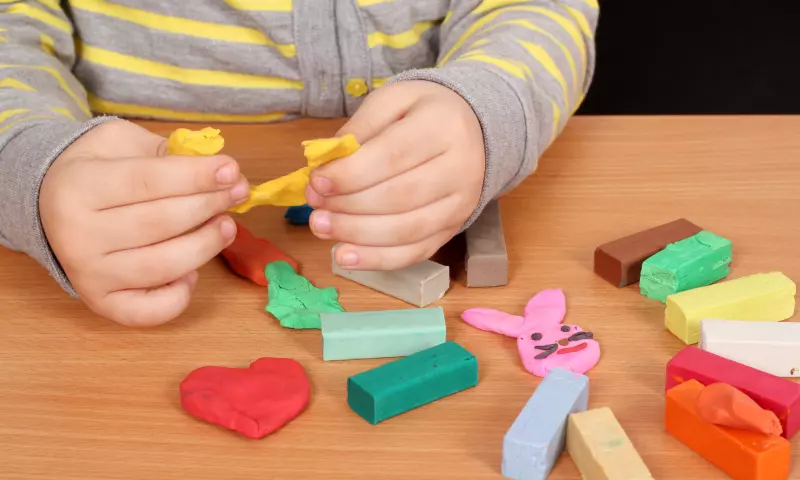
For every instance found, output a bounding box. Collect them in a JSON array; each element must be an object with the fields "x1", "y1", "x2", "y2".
[{"x1": 306, "y1": 80, "x2": 485, "y2": 270}]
